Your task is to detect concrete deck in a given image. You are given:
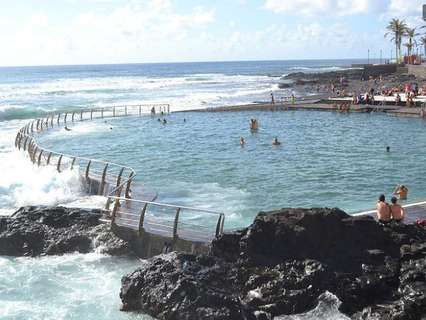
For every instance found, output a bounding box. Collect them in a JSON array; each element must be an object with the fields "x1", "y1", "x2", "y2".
[{"x1": 354, "y1": 200, "x2": 426, "y2": 224}]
